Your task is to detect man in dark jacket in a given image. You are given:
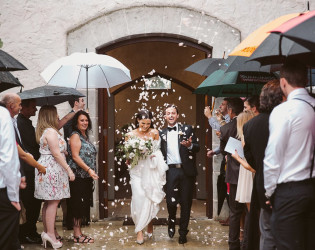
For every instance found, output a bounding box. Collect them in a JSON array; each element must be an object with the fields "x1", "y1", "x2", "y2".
[
  {"x1": 17, "y1": 99, "x2": 42, "y2": 244},
  {"x1": 219, "y1": 98, "x2": 244, "y2": 250},
  {"x1": 160, "y1": 104, "x2": 200, "y2": 244}
]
